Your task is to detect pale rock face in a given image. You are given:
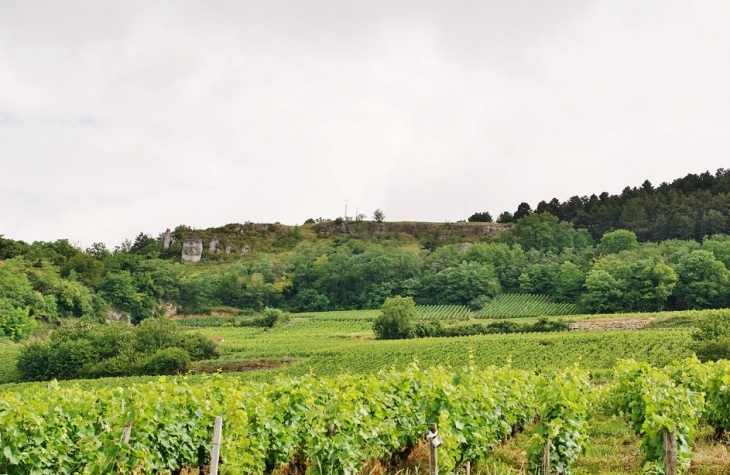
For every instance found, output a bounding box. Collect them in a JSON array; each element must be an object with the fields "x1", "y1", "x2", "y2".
[
  {"x1": 225, "y1": 246, "x2": 232, "y2": 254},
  {"x1": 458, "y1": 242, "x2": 473, "y2": 252},
  {"x1": 162, "y1": 229, "x2": 173, "y2": 249},
  {"x1": 241, "y1": 245, "x2": 251, "y2": 256},
  {"x1": 182, "y1": 236, "x2": 203, "y2": 263},
  {"x1": 209, "y1": 238, "x2": 219, "y2": 253},
  {"x1": 106, "y1": 309, "x2": 131, "y2": 325}
]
